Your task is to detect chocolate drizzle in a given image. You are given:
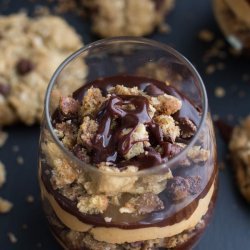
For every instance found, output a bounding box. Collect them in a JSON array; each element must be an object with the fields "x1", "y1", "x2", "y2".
[
  {"x1": 71, "y1": 75, "x2": 201, "y2": 169},
  {"x1": 91, "y1": 95, "x2": 152, "y2": 165}
]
